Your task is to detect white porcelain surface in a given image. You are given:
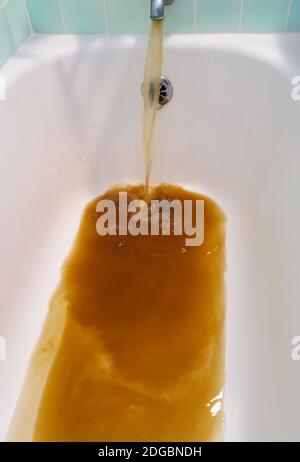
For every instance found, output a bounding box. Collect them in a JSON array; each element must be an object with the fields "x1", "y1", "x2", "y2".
[{"x1": 0, "y1": 33, "x2": 300, "y2": 441}]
